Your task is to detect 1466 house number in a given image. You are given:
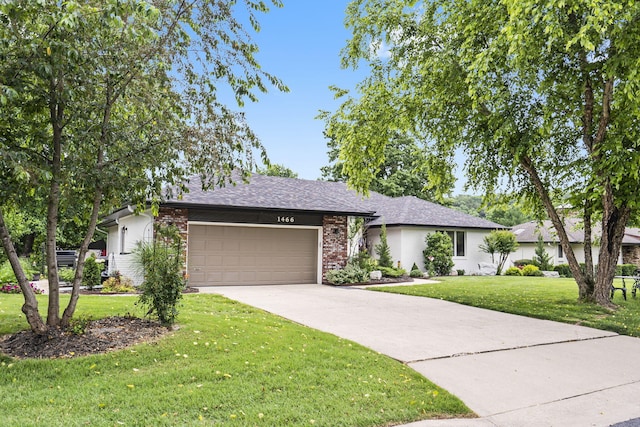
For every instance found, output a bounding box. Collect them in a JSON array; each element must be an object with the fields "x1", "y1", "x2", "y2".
[{"x1": 277, "y1": 216, "x2": 295, "y2": 223}]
